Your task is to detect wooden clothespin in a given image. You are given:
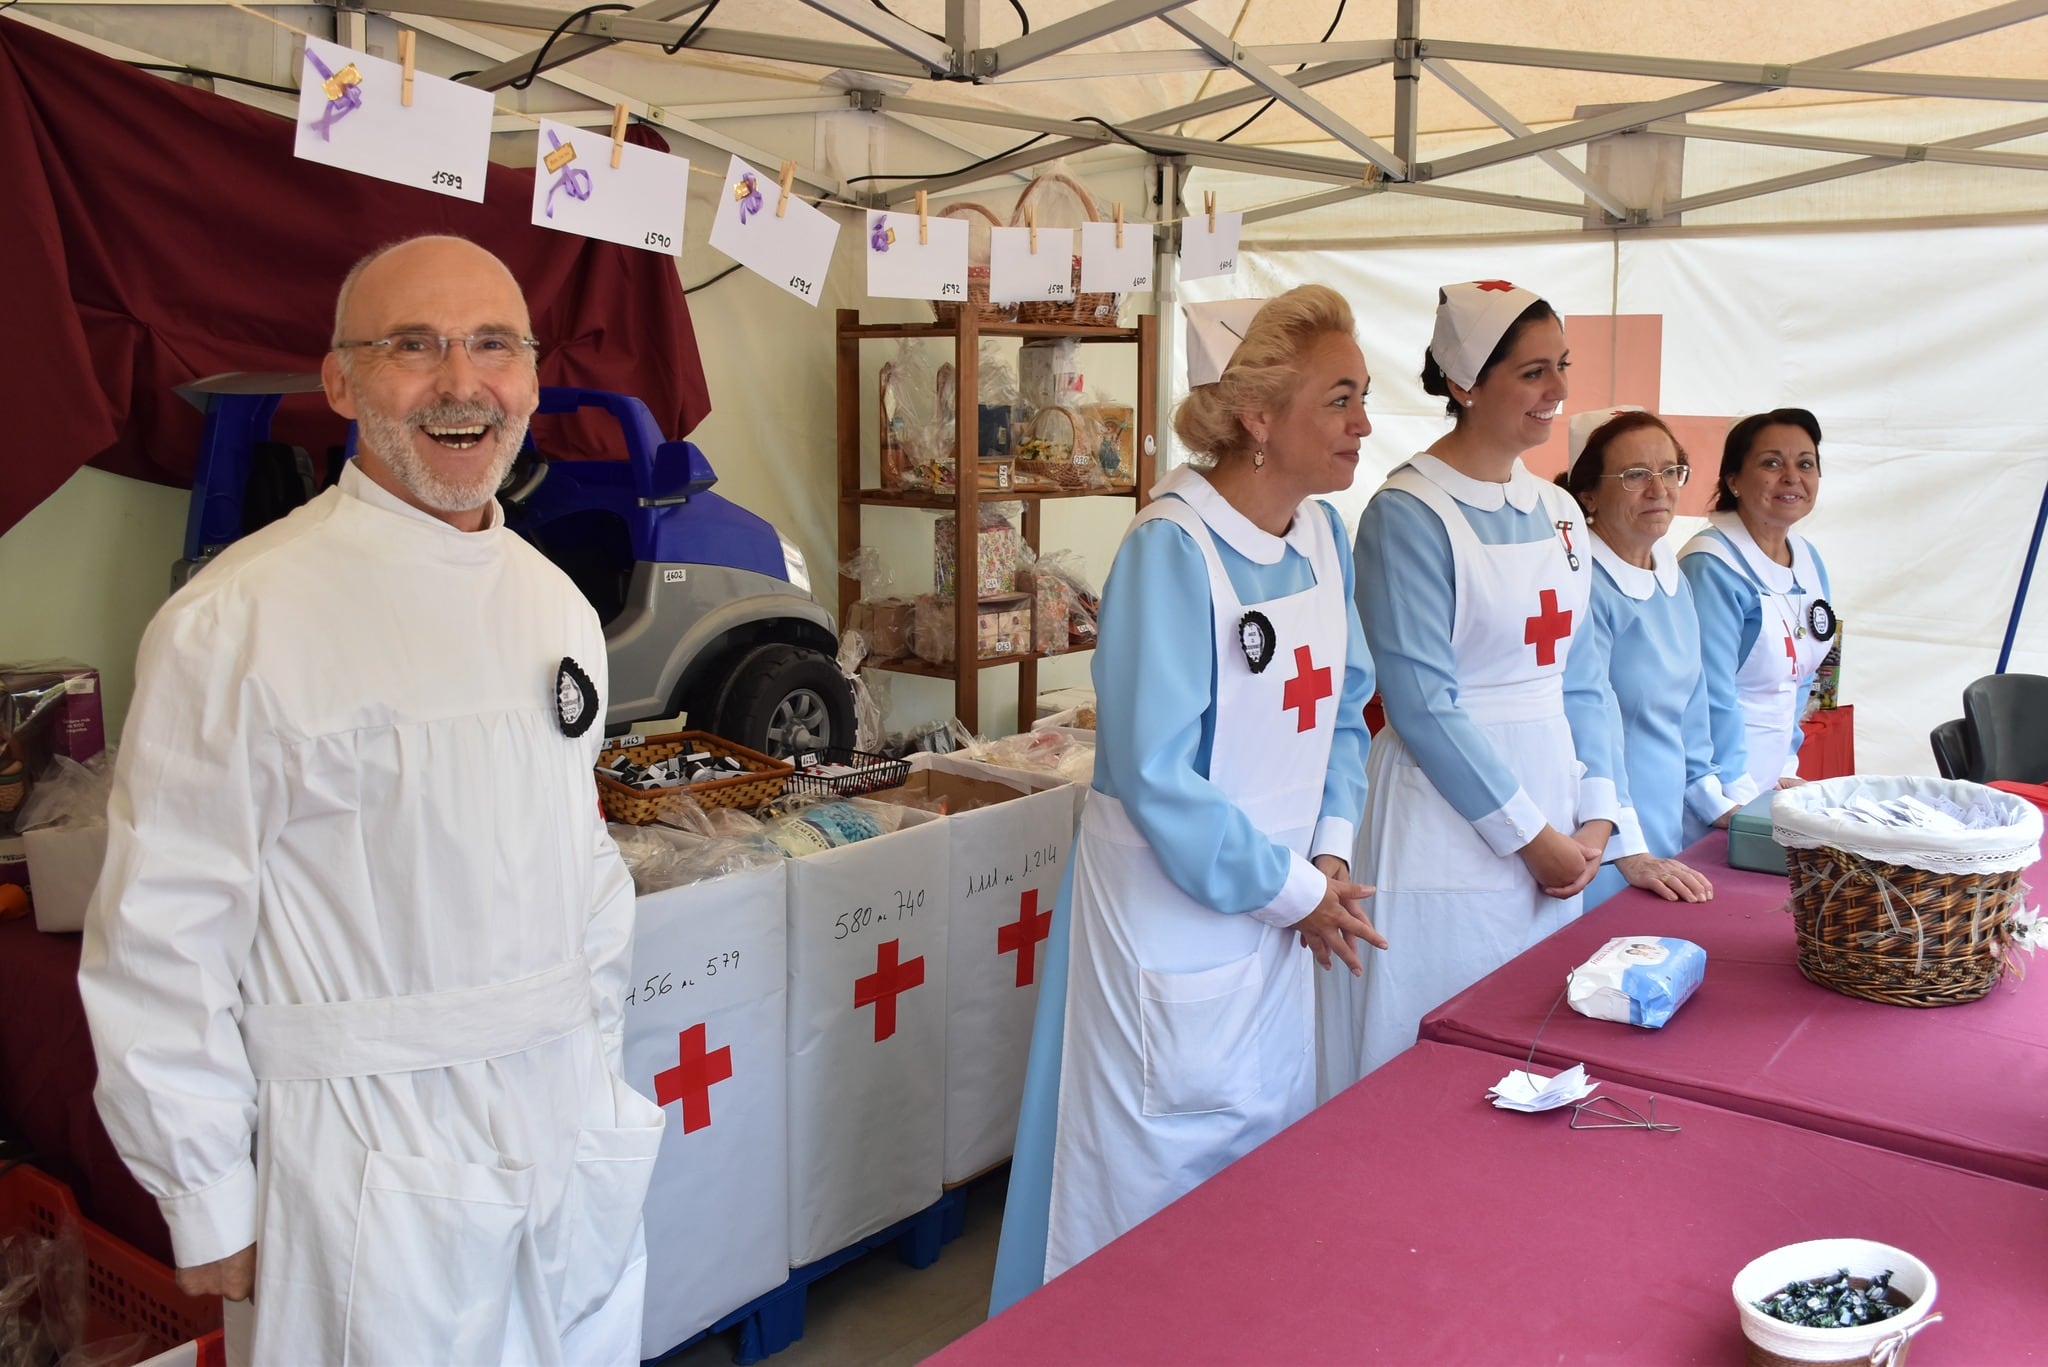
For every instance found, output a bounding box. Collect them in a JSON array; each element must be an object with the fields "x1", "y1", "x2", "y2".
[
  {"x1": 916, "y1": 190, "x2": 929, "y2": 245},
  {"x1": 1205, "y1": 190, "x2": 1217, "y2": 233},
  {"x1": 776, "y1": 160, "x2": 796, "y2": 217},
  {"x1": 1113, "y1": 202, "x2": 1124, "y2": 249},
  {"x1": 397, "y1": 30, "x2": 416, "y2": 108},
  {"x1": 1027, "y1": 205, "x2": 1038, "y2": 254},
  {"x1": 610, "y1": 105, "x2": 628, "y2": 168}
]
